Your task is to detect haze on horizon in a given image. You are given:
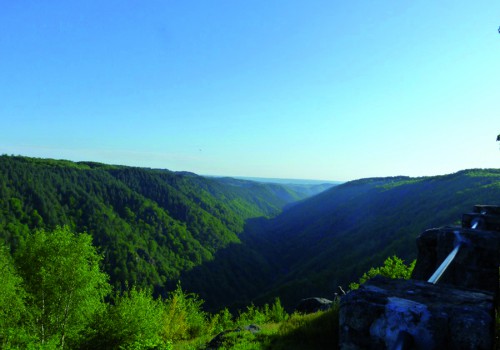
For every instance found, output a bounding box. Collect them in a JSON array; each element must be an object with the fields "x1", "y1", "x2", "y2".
[{"x1": 1, "y1": 1, "x2": 499, "y2": 182}]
